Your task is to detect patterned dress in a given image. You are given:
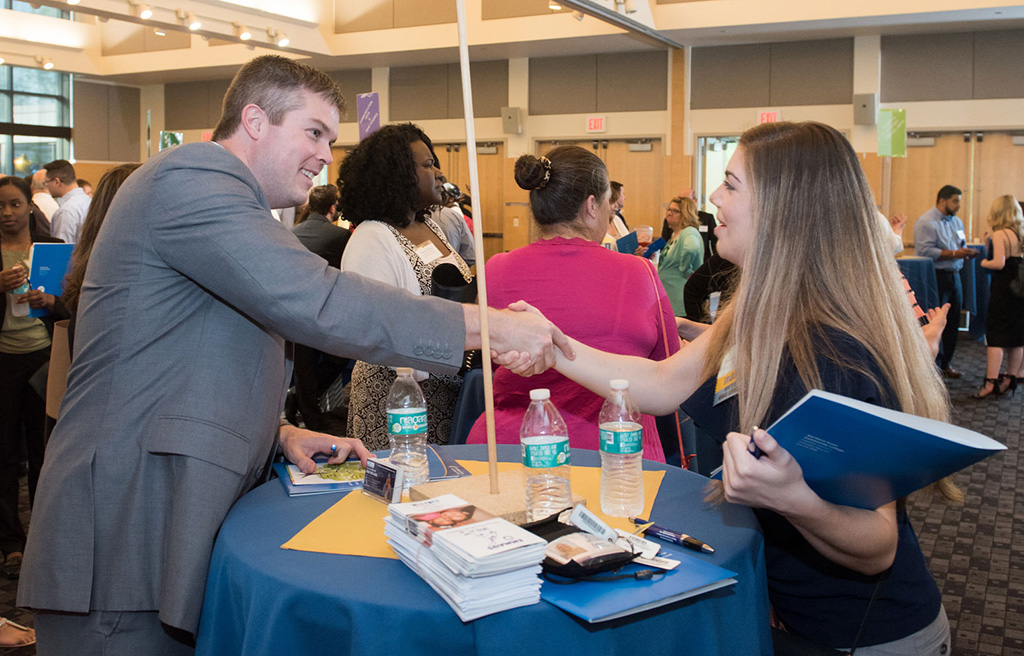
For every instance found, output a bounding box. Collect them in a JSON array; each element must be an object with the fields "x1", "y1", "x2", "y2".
[{"x1": 346, "y1": 219, "x2": 472, "y2": 450}]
